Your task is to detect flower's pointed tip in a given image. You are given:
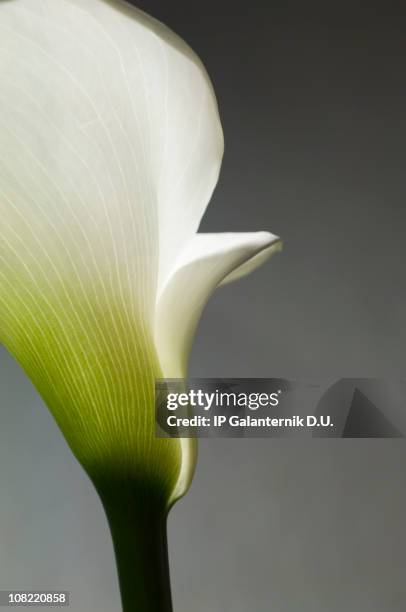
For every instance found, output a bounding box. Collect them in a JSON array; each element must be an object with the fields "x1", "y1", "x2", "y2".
[
  {"x1": 219, "y1": 230, "x2": 283, "y2": 287},
  {"x1": 252, "y1": 230, "x2": 283, "y2": 251}
]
